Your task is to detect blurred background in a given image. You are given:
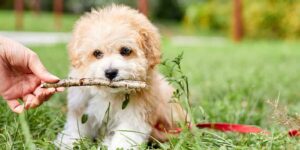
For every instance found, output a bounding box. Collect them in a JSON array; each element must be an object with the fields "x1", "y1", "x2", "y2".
[
  {"x1": 1, "y1": 0, "x2": 300, "y2": 149},
  {"x1": 1, "y1": 0, "x2": 300, "y2": 40}
]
